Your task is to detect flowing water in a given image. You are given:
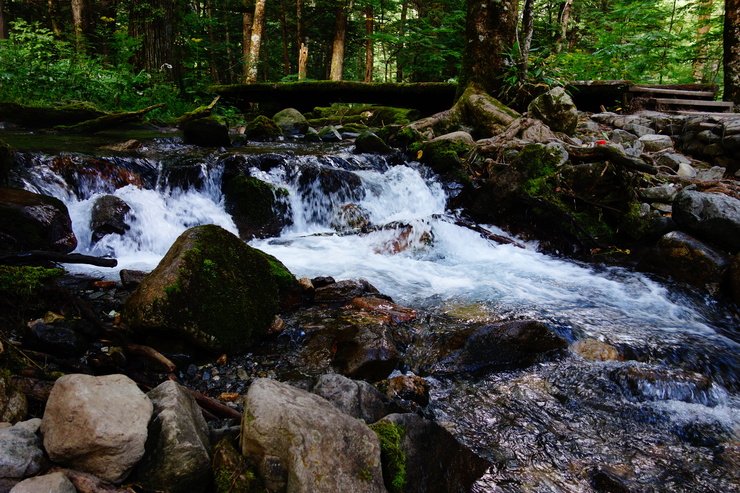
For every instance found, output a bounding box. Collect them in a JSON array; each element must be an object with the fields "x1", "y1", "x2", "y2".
[{"x1": 6, "y1": 131, "x2": 740, "y2": 492}]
